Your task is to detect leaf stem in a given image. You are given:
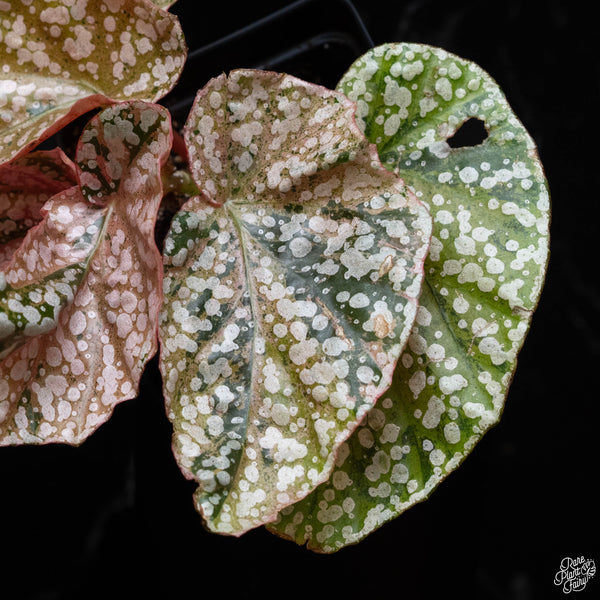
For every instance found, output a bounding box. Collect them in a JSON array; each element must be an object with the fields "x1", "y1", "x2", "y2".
[{"x1": 161, "y1": 162, "x2": 201, "y2": 197}]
